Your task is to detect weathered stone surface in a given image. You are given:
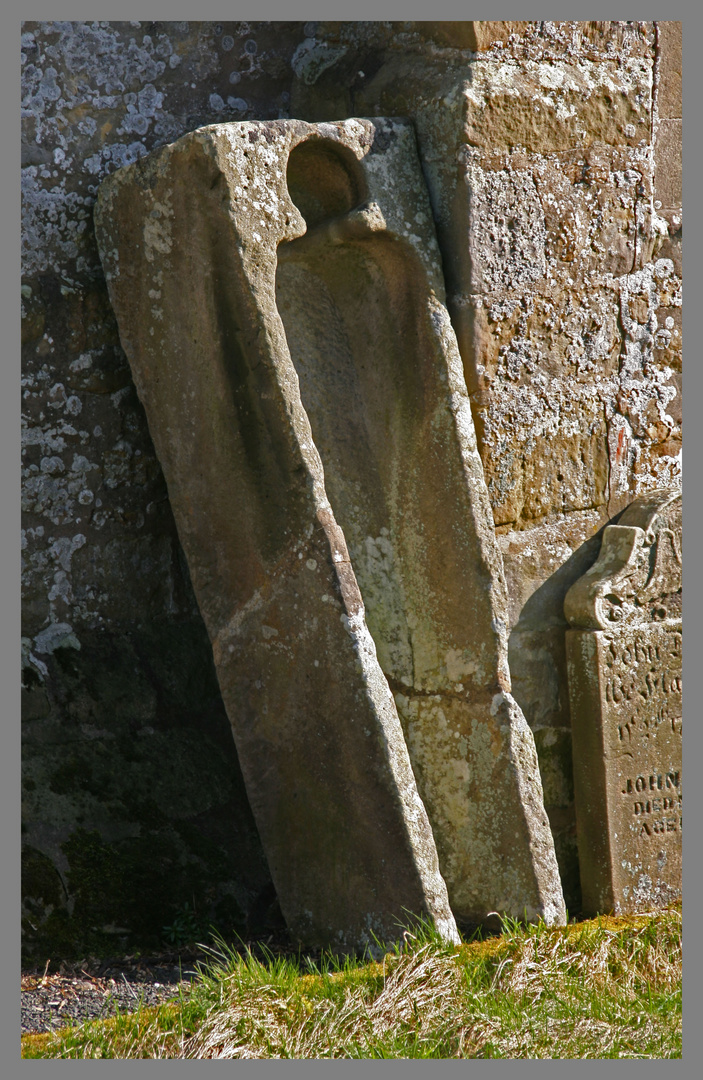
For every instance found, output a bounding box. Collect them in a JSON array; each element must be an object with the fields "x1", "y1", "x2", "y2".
[
  {"x1": 95, "y1": 116, "x2": 566, "y2": 937},
  {"x1": 350, "y1": 53, "x2": 677, "y2": 538},
  {"x1": 564, "y1": 489, "x2": 681, "y2": 630},
  {"x1": 498, "y1": 510, "x2": 610, "y2": 909},
  {"x1": 654, "y1": 211, "x2": 681, "y2": 278},
  {"x1": 275, "y1": 137, "x2": 564, "y2": 926},
  {"x1": 564, "y1": 490, "x2": 681, "y2": 914},
  {"x1": 654, "y1": 120, "x2": 682, "y2": 210},
  {"x1": 475, "y1": 379, "x2": 611, "y2": 528},
  {"x1": 346, "y1": 49, "x2": 680, "y2": 872},
  {"x1": 656, "y1": 22, "x2": 681, "y2": 119},
  {"x1": 310, "y1": 20, "x2": 655, "y2": 65},
  {"x1": 94, "y1": 118, "x2": 462, "y2": 951},
  {"x1": 413, "y1": 22, "x2": 531, "y2": 52},
  {"x1": 502, "y1": 516, "x2": 606, "y2": 726},
  {"x1": 455, "y1": 144, "x2": 653, "y2": 297},
  {"x1": 470, "y1": 257, "x2": 681, "y2": 530},
  {"x1": 21, "y1": 621, "x2": 274, "y2": 965},
  {"x1": 461, "y1": 59, "x2": 652, "y2": 154}
]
